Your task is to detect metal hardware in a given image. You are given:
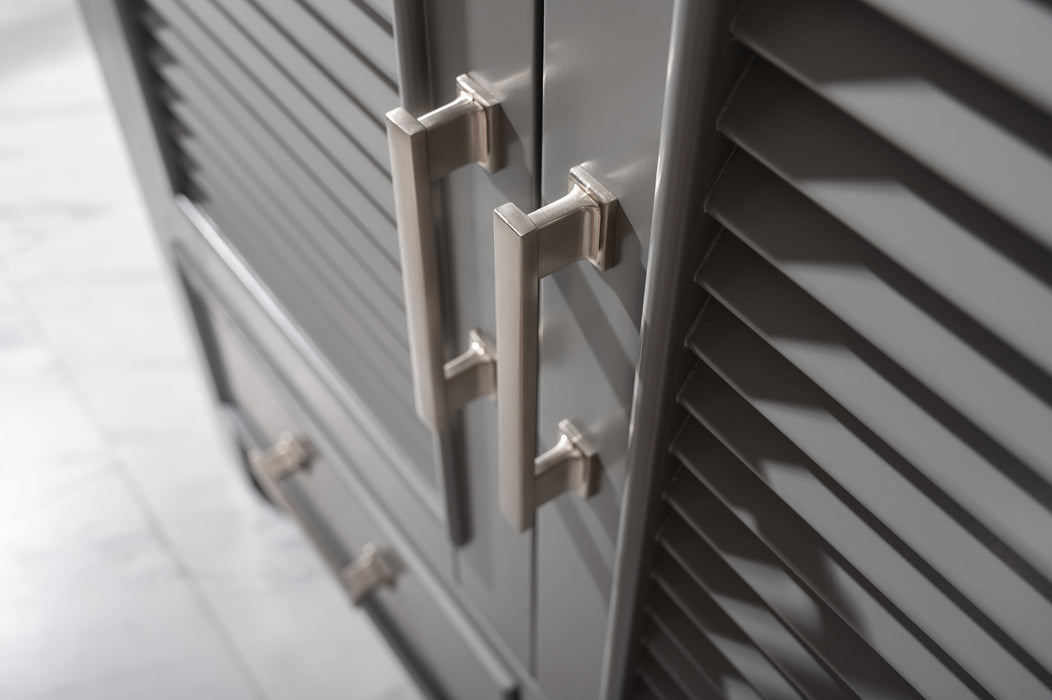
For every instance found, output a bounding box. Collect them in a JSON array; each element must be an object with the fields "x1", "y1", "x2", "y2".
[
  {"x1": 493, "y1": 166, "x2": 619, "y2": 531},
  {"x1": 339, "y1": 543, "x2": 400, "y2": 605},
  {"x1": 386, "y1": 74, "x2": 502, "y2": 433},
  {"x1": 443, "y1": 329, "x2": 498, "y2": 416},
  {"x1": 535, "y1": 419, "x2": 601, "y2": 508},
  {"x1": 248, "y1": 432, "x2": 313, "y2": 481}
]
